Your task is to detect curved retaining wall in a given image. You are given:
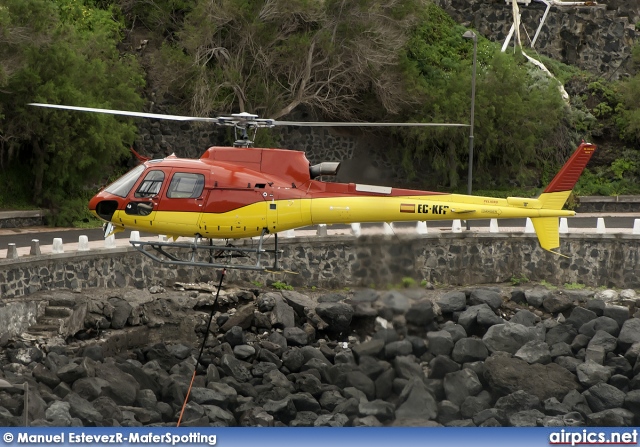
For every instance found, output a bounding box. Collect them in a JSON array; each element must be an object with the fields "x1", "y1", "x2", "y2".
[{"x1": 0, "y1": 232, "x2": 638, "y2": 298}]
